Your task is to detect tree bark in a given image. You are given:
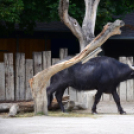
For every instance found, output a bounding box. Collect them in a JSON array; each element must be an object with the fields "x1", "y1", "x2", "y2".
[
  {"x1": 82, "y1": 0, "x2": 100, "y2": 44},
  {"x1": 29, "y1": 19, "x2": 124, "y2": 115},
  {"x1": 59, "y1": 0, "x2": 101, "y2": 51},
  {"x1": 58, "y1": 0, "x2": 84, "y2": 50}
]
